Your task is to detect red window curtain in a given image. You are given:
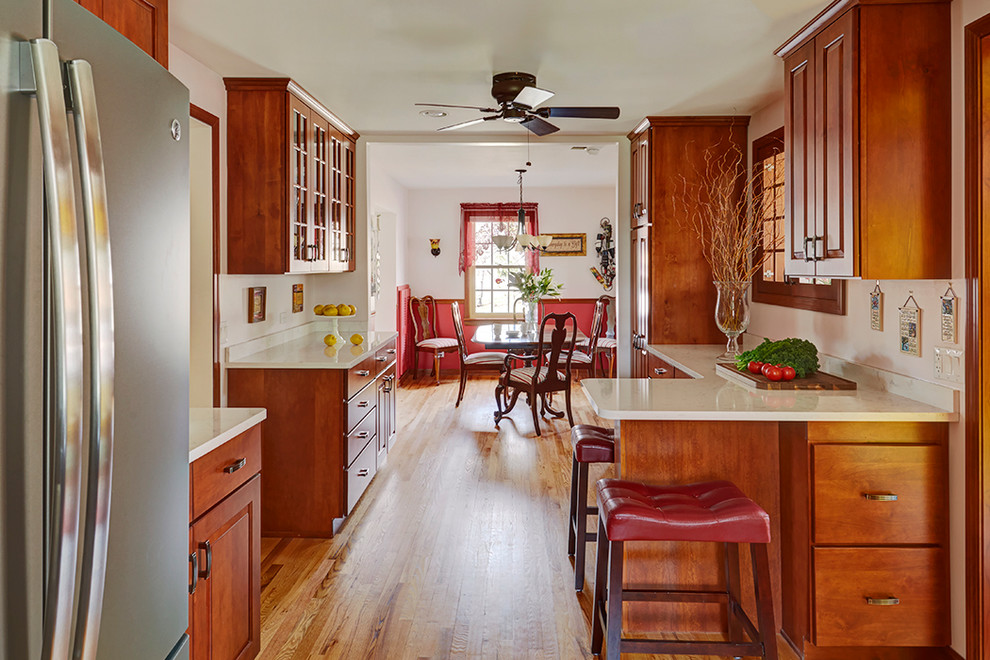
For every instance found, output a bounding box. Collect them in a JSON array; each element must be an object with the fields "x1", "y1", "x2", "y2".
[{"x1": 459, "y1": 202, "x2": 540, "y2": 274}]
